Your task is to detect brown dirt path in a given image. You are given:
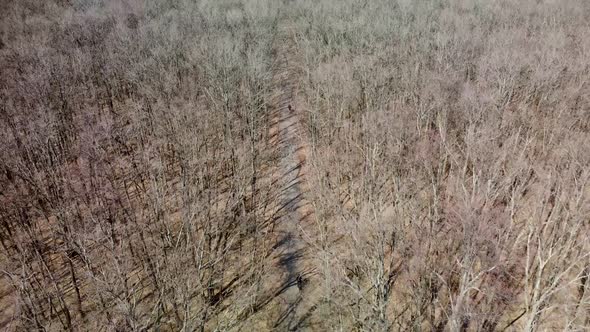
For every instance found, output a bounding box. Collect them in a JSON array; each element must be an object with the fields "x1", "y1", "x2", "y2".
[{"x1": 267, "y1": 23, "x2": 315, "y2": 331}]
